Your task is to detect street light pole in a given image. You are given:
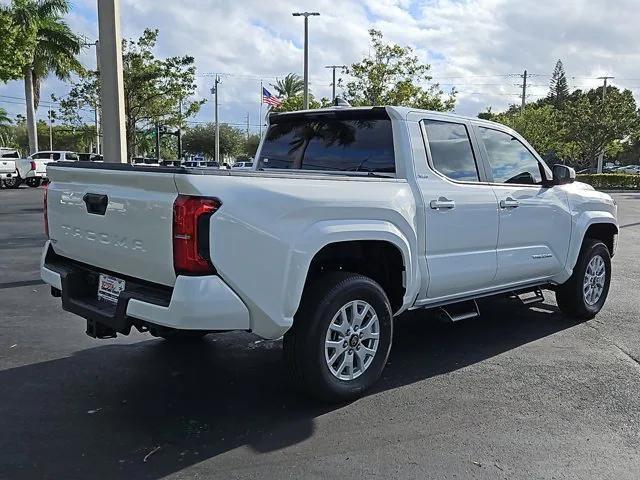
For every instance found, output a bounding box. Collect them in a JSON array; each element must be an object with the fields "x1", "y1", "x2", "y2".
[
  {"x1": 325, "y1": 65, "x2": 347, "y2": 102},
  {"x1": 596, "y1": 76, "x2": 615, "y2": 173},
  {"x1": 211, "y1": 75, "x2": 221, "y2": 164},
  {"x1": 82, "y1": 39, "x2": 101, "y2": 154},
  {"x1": 292, "y1": 12, "x2": 320, "y2": 110}
]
